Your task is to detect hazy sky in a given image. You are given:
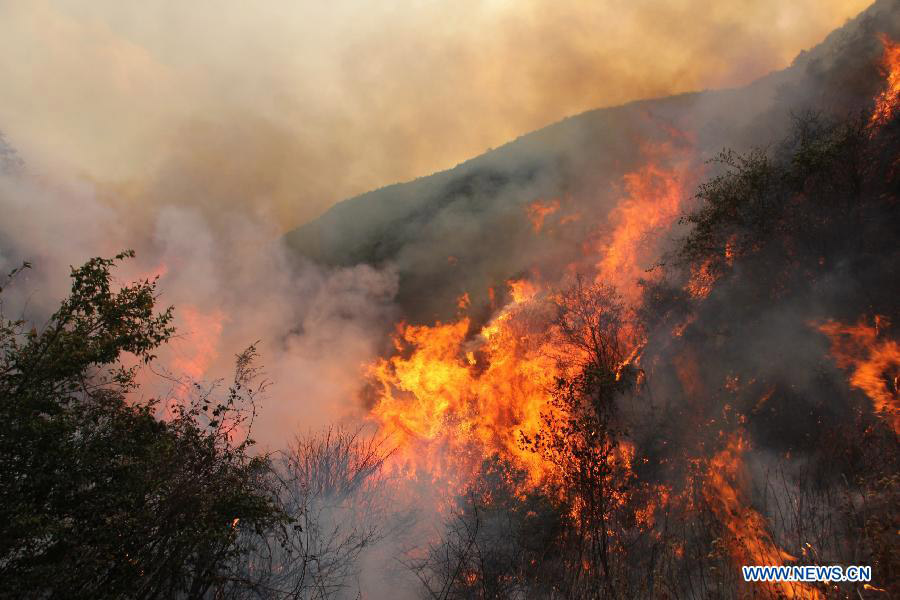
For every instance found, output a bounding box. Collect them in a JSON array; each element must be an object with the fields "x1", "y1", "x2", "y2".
[{"x1": 0, "y1": 0, "x2": 871, "y2": 230}]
